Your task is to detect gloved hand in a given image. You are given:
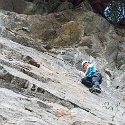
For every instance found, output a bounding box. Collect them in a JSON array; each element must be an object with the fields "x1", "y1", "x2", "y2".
[{"x1": 79, "y1": 71, "x2": 86, "y2": 78}]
